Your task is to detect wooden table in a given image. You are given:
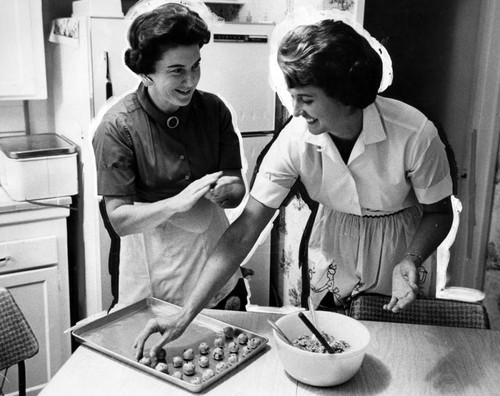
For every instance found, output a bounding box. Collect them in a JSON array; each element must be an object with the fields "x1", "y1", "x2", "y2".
[{"x1": 40, "y1": 310, "x2": 500, "y2": 396}]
